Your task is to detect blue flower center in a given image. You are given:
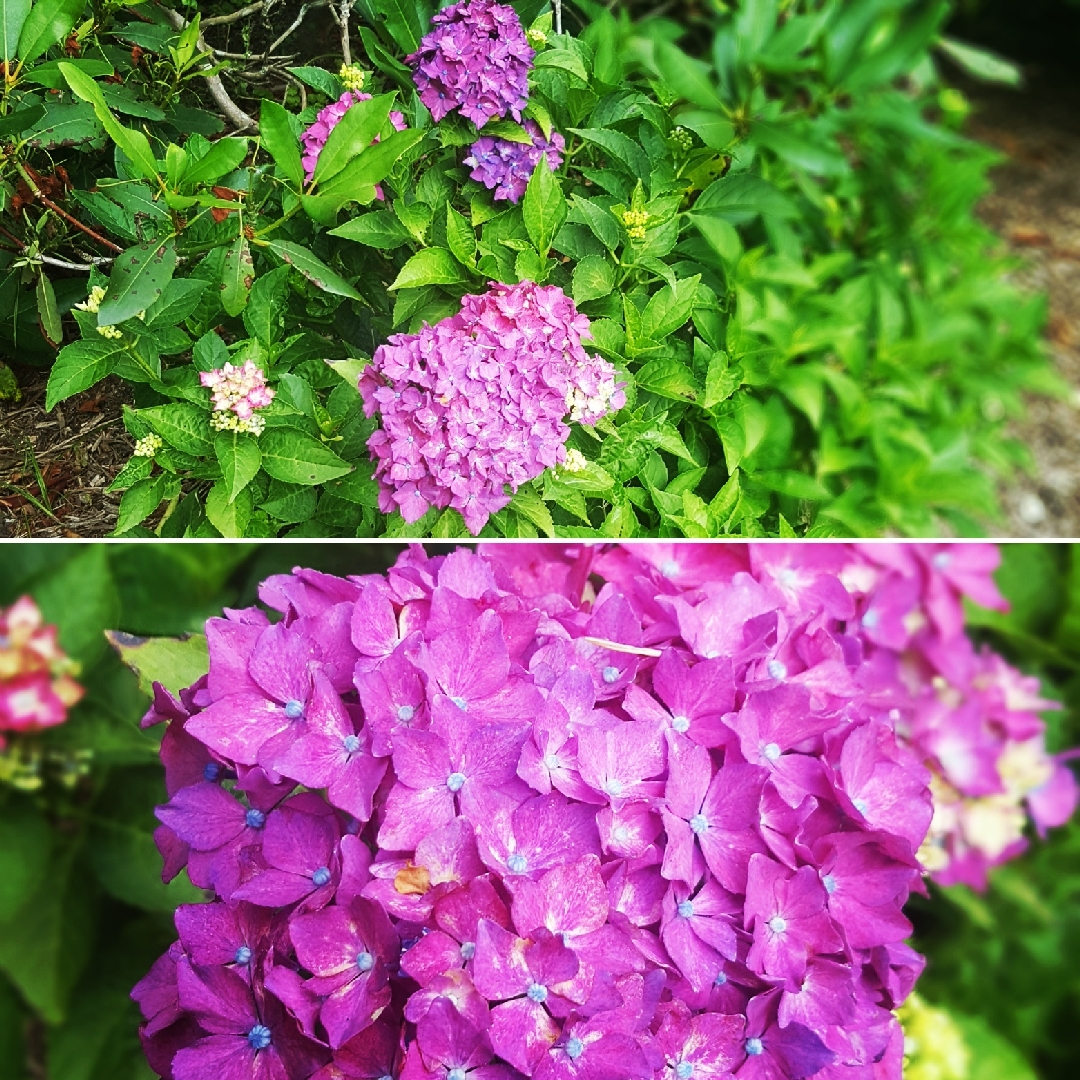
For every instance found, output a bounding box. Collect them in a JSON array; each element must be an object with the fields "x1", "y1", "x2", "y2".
[
  {"x1": 312, "y1": 867, "x2": 331, "y2": 887},
  {"x1": 660, "y1": 560, "x2": 680, "y2": 578},
  {"x1": 203, "y1": 763, "x2": 221, "y2": 781},
  {"x1": 676, "y1": 1063, "x2": 693, "y2": 1079},
  {"x1": 507, "y1": 853, "x2": 527, "y2": 873},
  {"x1": 853, "y1": 797, "x2": 869, "y2": 815},
  {"x1": 450, "y1": 696, "x2": 468, "y2": 710},
  {"x1": 448, "y1": 1071, "x2": 466, "y2": 1080},
  {"x1": 767, "y1": 660, "x2": 787, "y2": 680},
  {"x1": 245, "y1": 808, "x2": 266, "y2": 829},
  {"x1": 343, "y1": 734, "x2": 361, "y2": 754},
  {"x1": 677, "y1": 900, "x2": 694, "y2": 918},
  {"x1": 234, "y1": 945, "x2": 252, "y2": 965},
  {"x1": 714, "y1": 971, "x2": 727, "y2": 986},
  {"x1": 284, "y1": 699, "x2": 305, "y2": 720},
  {"x1": 397, "y1": 704, "x2": 415, "y2": 722},
  {"x1": 447, "y1": 772, "x2": 467, "y2": 792},
  {"x1": 822, "y1": 873, "x2": 838, "y2": 895},
  {"x1": 689, "y1": 814, "x2": 708, "y2": 835},
  {"x1": 527, "y1": 983, "x2": 548, "y2": 1003},
  {"x1": 601, "y1": 666, "x2": 620, "y2": 684},
  {"x1": 460, "y1": 940, "x2": 475, "y2": 960},
  {"x1": 768, "y1": 916, "x2": 787, "y2": 934},
  {"x1": 861, "y1": 609, "x2": 879, "y2": 629},
  {"x1": 933, "y1": 552, "x2": 951, "y2": 570},
  {"x1": 762, "y1": 742, "x2": 782, "y2": 762},
  {"x1": 671, "y1": 715, "x2": 690, "y2": 733},
  {"x1": 247, "y1": 1025, "x2": 271, "y2": 1051},
  {"x1": 565, "y1": 1038, "x2": 584, "y2": 1060},
  {"x1": 745, "y1": 1038, "x2": 763, "y2": 1056},
  {"x1": 356, "y1": 951, "x2": 374, "y2": 972}
]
